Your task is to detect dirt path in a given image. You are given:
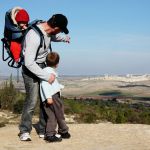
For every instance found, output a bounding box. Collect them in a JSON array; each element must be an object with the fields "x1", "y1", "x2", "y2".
[{"x1": 0, "y1": 123, "x2": 150, "y2": 150}]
